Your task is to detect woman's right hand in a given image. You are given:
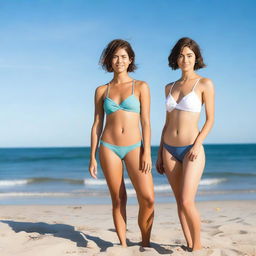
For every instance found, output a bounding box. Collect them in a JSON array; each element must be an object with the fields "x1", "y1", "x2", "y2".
[
  {"x1": 89, "y1": 158, "x2": 98, "y2": 179},
  {"x1": 156, "y1": 155, "x2": 165, "y2": 174}
]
